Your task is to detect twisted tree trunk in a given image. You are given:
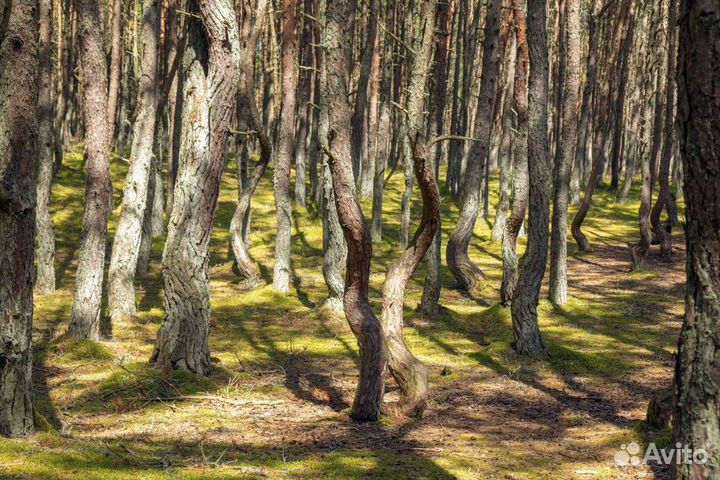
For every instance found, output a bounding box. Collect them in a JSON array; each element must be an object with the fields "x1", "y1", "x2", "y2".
[
  {"x1": 230, "y1": 0, "x2": 272, "y2": 286},
  {"x1": 0, "y1": 0, "x2": 39, "y2": 437},
  {"x1": 152, "y1": 0, "x2": 240, "y2": 376},
  {"x1": 446, "y1": 0, "x2": 503, "y2": 293},
  {"x1": 501, "y1": 0, "x2": 529, "y2": 307},
  {"x1": 322, "y1": 0, "x2": 387, "y2": 421}
]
